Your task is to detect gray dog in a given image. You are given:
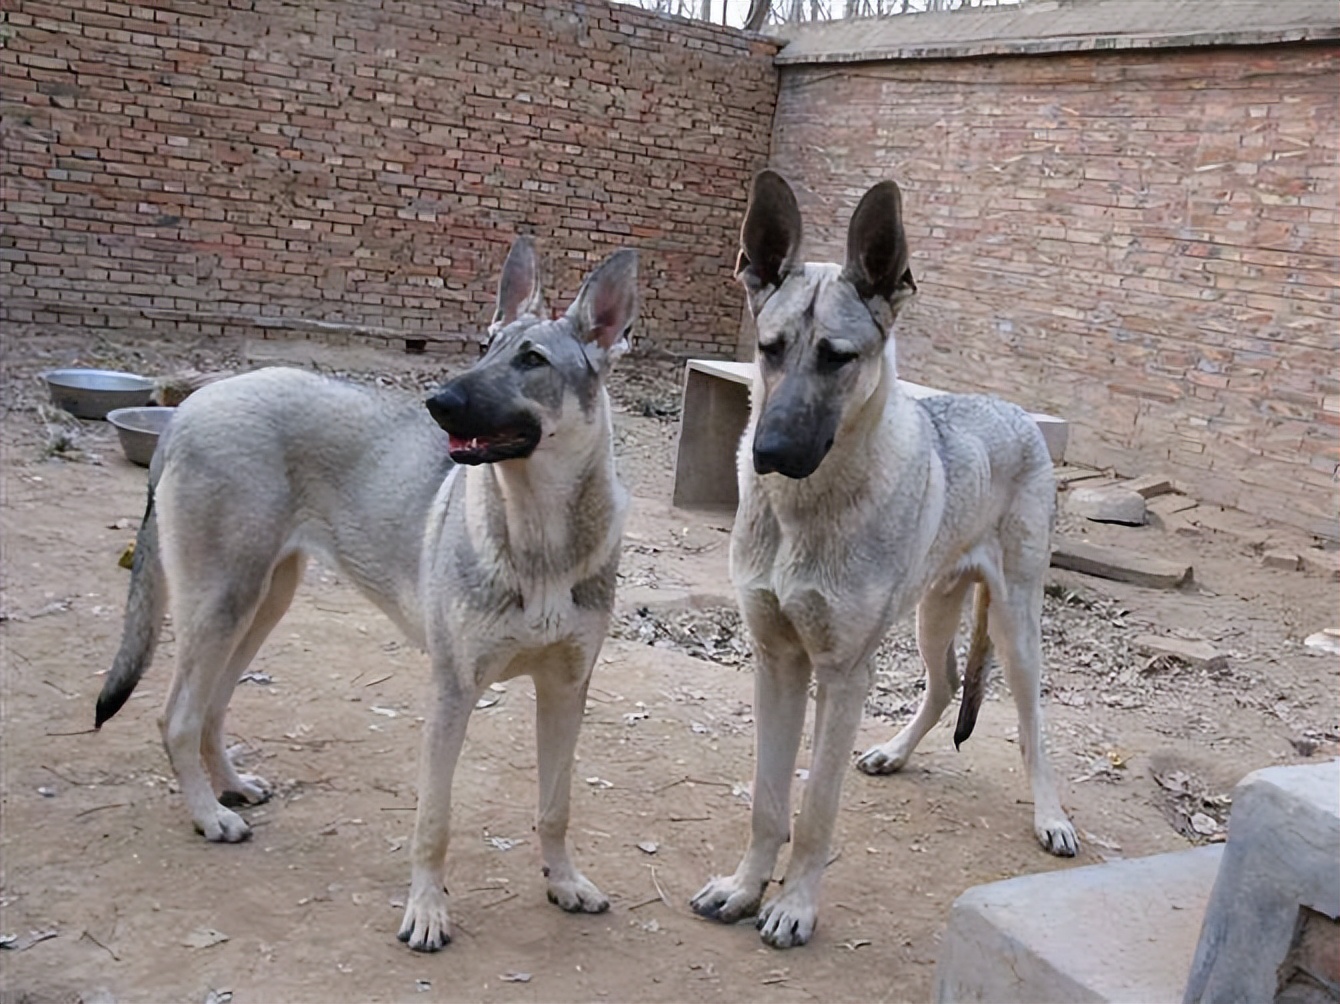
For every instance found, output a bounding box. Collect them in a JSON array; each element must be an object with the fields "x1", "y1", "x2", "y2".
[
  {"x1": 691, "y1": 171, "x2": 1077, "y2": 949},
  {"x1": 96, "y1": 238, "x2": 638, "y2": 951}
]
